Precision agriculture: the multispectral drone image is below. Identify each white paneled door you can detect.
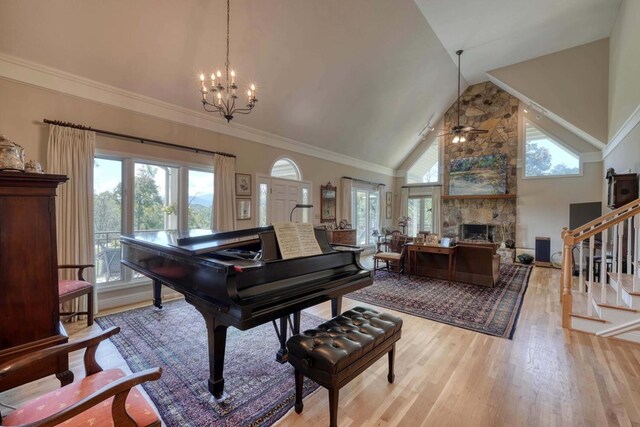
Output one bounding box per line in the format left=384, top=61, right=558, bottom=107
left=270, top=178, right=301, bottom=223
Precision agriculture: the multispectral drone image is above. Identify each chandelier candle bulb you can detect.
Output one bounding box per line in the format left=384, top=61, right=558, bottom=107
left=198, top=0, right=258, bottom=122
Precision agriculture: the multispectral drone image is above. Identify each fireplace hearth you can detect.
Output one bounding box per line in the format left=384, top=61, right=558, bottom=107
left=460, top=224, right=496, bottom=242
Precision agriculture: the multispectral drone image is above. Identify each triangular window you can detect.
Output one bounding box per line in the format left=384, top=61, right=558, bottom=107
left=407, top=138, right=439, bottom=183
left=524, top=121, right=580, bottom=177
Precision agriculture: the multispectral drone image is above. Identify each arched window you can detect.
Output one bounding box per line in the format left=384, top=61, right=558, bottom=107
left=270, top=158, right=301, bottom=181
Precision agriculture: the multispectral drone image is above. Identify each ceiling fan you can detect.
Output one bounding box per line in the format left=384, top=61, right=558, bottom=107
left=437, top=50, right=488, bottom=143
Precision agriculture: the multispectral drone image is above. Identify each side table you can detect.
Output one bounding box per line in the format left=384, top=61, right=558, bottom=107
left=497, top=248, right=515, bottom=264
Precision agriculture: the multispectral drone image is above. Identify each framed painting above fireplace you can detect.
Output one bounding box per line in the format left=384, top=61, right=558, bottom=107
left=449, top=154, right=507, bottom=196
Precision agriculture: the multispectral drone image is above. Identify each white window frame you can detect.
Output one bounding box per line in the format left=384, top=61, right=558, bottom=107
left=94, top=149, right=214, bottom=291
left=351, top=184, right=380, bottom=246
left=406, top=136, right=442, bottom=185
left=522, top=119, right=583, bottom=180
left=407, top=195, right=434, bottom=236
left=270, top=156, right=302, bottom=181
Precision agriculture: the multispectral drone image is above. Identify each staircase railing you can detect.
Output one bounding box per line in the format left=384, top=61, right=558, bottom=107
left=561, top=197, right=640, bottom=328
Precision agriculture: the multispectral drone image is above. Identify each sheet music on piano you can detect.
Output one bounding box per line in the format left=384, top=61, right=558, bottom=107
left=272, top=222, right=323, bottom=259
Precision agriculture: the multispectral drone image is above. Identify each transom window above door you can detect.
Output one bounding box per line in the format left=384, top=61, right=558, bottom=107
left=271, top=158, right=301, bottom=181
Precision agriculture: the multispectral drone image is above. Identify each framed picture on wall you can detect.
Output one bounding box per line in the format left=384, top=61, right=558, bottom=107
left=236, top=198, right=251, bottom=220
left=385, top=191, right=392, bottom=206
left=385, top=205, right=392, bottom=219
left=235, top=173, right=252, bottom=196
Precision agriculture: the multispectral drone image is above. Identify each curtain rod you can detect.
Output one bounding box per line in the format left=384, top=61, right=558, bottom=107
left=43, top=119, right=236, bottom=158
left=342, top=176, right=385, bottom=187
left=401, top=183, right=442, bottom=188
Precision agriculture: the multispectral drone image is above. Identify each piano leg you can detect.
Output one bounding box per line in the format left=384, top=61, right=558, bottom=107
left=292, top=310, right=301, bottom=334
left=152, top=279, right=163, bottom=309
left=331, top=296, right=343, bottom=317
left=275, top=316, right=289, bottom=363
left=193, top=305, right=229, bottom=402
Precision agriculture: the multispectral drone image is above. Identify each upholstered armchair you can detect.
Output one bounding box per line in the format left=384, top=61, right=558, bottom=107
left=0, top=326, right=162, bottom=427
left=373, top=231, right=408, bottom=278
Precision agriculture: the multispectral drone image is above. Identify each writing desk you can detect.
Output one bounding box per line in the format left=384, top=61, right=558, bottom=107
left=407, top=243, right=457, bottom=282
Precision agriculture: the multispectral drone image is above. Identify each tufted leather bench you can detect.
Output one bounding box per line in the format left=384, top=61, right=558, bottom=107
left=286, top=307, right=402, bottom=427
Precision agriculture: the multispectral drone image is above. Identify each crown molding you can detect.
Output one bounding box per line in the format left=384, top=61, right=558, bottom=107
left=487, top=74, right=606, bottom=151
left=603, top=103, right=640, bottom=159
left=0, top=52, right=395, bottom=177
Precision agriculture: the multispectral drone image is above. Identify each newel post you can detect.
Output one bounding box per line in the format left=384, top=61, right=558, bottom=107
left=561, top=227, right=574, bottom=329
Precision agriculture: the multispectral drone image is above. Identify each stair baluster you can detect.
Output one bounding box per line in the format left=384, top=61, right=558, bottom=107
left=588, top=235, right=594, bottom=316
left=579, top=241, right=584, bottom=293
left=601, top=228, right=608, bottom=304
left=627, top=218, right=633, bottom=274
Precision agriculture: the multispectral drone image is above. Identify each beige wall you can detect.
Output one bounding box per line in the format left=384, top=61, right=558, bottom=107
left=609, top=0, right=640, bottom=139
left=603, top=123, right=640, bottom=202
left=0, top=77, right=395, bottom=229
left=602, top=0, right=640, bottom=210
left=489, top=39, right=609, bottom=144
left=517, top=106, right=603, bottom=256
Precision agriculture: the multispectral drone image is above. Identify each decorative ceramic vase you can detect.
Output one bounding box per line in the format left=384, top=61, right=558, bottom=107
left=25, top=160, right=44, bottom=174
left=0, top=134, right=25, bottom=171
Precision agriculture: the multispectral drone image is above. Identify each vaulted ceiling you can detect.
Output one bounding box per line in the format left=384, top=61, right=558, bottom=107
left=0, top=0, right=623, bottom=172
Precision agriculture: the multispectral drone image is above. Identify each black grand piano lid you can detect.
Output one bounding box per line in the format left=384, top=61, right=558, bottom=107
left=121, top=228, right=268, bottom=256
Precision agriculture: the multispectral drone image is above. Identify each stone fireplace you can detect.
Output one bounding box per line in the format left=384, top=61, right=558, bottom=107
left=441, top=81, right=518, bottom=244
left=460, top=224, right=496, bottom=242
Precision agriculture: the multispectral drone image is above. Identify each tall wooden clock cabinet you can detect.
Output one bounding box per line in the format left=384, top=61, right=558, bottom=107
left=0, top=172, right=72, bottom=391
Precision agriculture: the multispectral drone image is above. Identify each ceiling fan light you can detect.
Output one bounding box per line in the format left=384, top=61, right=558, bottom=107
left=452, top=135, right=460, bottom=144
left=460, top=136, right=466, bottom=143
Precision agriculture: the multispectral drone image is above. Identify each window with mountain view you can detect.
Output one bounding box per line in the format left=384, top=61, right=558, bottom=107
left=93, top=157, right=214, bottom=285
left=188, top=169, right=214, bottom=229
left=524, top=121, right=580, bottom=177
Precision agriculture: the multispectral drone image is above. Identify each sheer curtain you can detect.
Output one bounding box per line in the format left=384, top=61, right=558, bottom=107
left=430, top=185, right=441, bottom=235
left=399, top=187, right=409, bottom=220
left=214, top=154, right=237, bottom=231
left=340, top=177, right=352, bottom=224
left=47, top=124, right=96, bottom=317
left=377, top=185, right=385, bottom=233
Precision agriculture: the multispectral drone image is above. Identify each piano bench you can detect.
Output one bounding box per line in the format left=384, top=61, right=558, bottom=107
left=286, top=307, right=402, bottom=427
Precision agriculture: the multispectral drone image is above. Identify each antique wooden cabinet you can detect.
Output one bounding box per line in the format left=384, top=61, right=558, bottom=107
left=326, top=229, right=357, bottom=245
left=0, top=172, right=71, bottom=391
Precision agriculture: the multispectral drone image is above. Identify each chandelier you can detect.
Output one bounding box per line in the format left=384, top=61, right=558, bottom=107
left=199, top=0, right=257, bottom=122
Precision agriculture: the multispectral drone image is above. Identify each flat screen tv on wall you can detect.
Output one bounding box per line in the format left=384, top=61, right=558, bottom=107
left=449, top=154, right=507, bottom=196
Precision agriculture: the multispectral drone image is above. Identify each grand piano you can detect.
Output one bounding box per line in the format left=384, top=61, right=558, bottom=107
left=120, top=226, right=372, bottom=401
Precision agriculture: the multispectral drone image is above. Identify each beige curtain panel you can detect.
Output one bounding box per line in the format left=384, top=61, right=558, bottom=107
left=214, top=154, right=237, bottom=231
left=340, top=177, right=352, bottom=223
left=47, top=124, right=96, bottom=318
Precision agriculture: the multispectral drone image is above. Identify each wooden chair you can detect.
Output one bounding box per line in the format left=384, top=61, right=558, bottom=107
left=58, top=264, right=94, bottom=326
left=373, top=231, right=408, bottom=278
left=0, top=327, right=162, bottom=427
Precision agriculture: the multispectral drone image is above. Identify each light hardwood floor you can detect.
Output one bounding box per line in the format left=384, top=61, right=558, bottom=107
left=2, top=266, right=640, bottom=426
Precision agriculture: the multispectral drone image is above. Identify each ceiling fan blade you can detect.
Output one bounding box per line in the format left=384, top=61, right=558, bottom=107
left=467, top=129, right=489, bottom=134
left=436, top=132, right=450, bottom=137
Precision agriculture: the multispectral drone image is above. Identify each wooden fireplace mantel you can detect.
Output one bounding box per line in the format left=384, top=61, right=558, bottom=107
left=442, top=194, right=517, bottom=201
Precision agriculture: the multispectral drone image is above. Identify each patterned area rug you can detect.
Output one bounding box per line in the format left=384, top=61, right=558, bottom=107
left=348, top=263, right=532, bottom=339
left=96, top=300, right=323, bottom=426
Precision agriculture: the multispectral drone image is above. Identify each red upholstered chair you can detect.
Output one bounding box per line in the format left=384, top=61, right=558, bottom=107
left=0, top=326, right=162, bottom=427
left=58, top=264, right=94, bottom=326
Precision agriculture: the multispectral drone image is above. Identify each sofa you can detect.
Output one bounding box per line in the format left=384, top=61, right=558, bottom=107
left=409, top=242, right=501, bottom=287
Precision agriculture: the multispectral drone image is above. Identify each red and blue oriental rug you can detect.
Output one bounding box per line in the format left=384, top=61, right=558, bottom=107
left=348, top=263, right=532, bottom=339
left=96, top=300, right=323, bottom=426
